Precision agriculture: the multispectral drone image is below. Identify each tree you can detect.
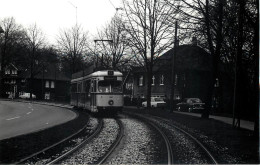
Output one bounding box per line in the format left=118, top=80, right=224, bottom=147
left=167, top=0, right=258, bottom=128
left=165, top=0, right=225, bottom=118
left=0, top=17, right=26, bottom=97
left=122, top=0, right=175, bottom=108
left=24, top=23, right=46, bottom=99
left=96, top=13, right=133, bottom=70
left=56, top=24, right=89, bottom=76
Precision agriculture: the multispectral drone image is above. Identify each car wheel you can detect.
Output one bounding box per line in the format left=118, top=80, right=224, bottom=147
left=151, top=105, right=154, bottom=108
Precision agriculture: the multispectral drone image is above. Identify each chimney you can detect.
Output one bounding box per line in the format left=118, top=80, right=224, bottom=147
left=191, top=37, right=197, bottom=46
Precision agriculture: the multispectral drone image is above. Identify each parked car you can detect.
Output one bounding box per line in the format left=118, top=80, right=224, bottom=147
left=176, top=98, right=204, bottom=112
left=142, top=97, right=166, bottom=108
left=19, top=93, right=36, bottom=99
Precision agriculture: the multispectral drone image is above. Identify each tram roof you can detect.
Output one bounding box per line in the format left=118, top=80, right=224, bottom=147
left=91, top=70, right=123, bottom=77
left=71, top=70, right=123, bottom=83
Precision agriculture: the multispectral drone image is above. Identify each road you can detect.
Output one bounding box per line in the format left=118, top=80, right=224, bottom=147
left=0, top=100, right=77, bottom=141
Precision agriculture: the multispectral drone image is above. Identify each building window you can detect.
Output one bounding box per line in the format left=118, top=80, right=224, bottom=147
left=160, top=75, right=164, bottom=85
left=5, top=69, right=10, bottom=75
left=12, top=70, right=17, bottom=75
left=139, top=75, right=143, bottom=86
left=11, top=79, right=16, bottom=84
left=152, top=75, right=155, bottom=86
left=51, top=81, right=55, bottom=88
left=45, top=81, right=49, bottom=88
left=45, top=92, right=50, bottom=100
left=215, top=78, right=219, bottom=87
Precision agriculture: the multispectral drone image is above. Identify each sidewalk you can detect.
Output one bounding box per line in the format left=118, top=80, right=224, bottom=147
left=173, top=111, right=254, bottom=131
left=125, top=106, right=255, bottom=131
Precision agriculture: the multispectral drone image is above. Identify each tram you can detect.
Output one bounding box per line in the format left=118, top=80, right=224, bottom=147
left=70, top=70, right=124, bottom=114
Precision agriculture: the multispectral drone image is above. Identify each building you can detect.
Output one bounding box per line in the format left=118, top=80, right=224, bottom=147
left=2, top=63, right=19, bottom=98
left=2, top=63, right=70, bottom=102
left=131, top=44, right=213, bottom=103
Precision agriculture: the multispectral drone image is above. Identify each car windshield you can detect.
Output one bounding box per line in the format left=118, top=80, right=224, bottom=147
left=98, top=80, right=122, bottom=93
left=154, top=98, right=164, bottom=101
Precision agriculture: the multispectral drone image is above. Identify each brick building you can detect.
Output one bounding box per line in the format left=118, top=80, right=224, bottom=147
left=131, top=44, right=213, bottom=103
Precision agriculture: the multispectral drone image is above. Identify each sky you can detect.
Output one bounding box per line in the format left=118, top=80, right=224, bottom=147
left=0, top=0, right=122, bottom=44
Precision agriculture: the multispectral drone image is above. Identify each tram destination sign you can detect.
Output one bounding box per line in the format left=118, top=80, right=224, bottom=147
left=104, top=76, right=117, bottom=81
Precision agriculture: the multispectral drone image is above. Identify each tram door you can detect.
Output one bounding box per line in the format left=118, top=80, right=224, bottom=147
left=90, top=79, right=97, bottom=112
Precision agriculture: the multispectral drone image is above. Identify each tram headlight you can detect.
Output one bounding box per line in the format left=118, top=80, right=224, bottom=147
left=108, top=100, right=114, bottom=105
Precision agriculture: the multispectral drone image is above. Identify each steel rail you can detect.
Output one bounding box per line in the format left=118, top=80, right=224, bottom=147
left=122, top=112, right=174, bottom=165
left=47, top=118, right=104, bottom=165
left=145, top=119, right=174, bottom=165
left=15, top=113, right=87, bottom=164
left=151, top=115, right=218, bottom=164
left=96, top=118, right=124, bottom=165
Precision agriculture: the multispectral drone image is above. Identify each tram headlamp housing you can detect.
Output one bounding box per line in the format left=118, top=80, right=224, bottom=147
left=108, top=100, right=114, bottom=105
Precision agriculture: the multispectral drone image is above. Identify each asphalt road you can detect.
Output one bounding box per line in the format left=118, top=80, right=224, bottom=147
left=0, top=100, right=77, bottom=140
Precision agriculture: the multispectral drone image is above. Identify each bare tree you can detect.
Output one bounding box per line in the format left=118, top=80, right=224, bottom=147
left=96, top=14, right=133, bottom=70
left=122, top=0, right=175, bottom=108
left=167, top=0, right=258, bottom=130
left=24, top=23, right=46, bottom=99
left=0, top=17, right=26, bottom=97
left=166, top=0, right=225, bottom=118
left=56, top=24, right=89, bottom=76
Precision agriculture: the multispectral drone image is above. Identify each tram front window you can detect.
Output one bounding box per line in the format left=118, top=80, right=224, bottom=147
left=98, top=81, right=122, bottom=93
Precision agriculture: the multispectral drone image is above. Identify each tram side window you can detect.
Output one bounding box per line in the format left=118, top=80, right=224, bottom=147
left=71, top=83, right=77, bottom=93
left=77, top=82, right=82, bottom=93
left=82, top=81, right=86, bottom=93
left=85, top=80, right=90, bottom=93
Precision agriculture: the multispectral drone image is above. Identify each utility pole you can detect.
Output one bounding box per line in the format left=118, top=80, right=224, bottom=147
left=0, top=26, right=4, bottom=98
left=94, top=39, right=113, bottom=70
left=68, top=1, right=78, bottom=25
left=170, top=21, right=178, bottom=112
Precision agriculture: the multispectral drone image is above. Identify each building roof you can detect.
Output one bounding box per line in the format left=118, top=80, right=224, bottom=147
left=132, top=44, right=212, bottom=73
left=20, top=65, right=70, bottom=81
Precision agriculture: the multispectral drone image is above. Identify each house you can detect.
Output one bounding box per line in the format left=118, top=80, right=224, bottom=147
left=131, top=43, right=214, bottom=103
left=20, top=64, right=70, bottom=101
left=1, top=63, right=19, bottom=98
left=2, top=63, right=70, bottom=102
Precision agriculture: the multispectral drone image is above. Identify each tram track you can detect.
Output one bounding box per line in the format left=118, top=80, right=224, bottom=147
left=15, top=115, right=101, bottom=164
left=151, top=115, right=218, bottom=164
left=47, top=117, right=103, bottom=164
left=108, top=113, right=173, bottom=164
left=143, top=118, right=174, bottom=165
left=123, top=111, right=218, bottom=164
left=57, top=117, right=124, bottom=164
left=96, top=118, right=124, bottom=165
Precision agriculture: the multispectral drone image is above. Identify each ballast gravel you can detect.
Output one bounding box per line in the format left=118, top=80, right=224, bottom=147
left=147, top=117, right=212, bottom=164
left=107, top=118, right=164, bottom=164
left=26, top=117, right=99, bottom=164
left=61, top=118, right=119, bottom=164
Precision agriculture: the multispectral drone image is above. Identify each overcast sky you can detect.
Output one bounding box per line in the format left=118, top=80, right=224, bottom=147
left=0, top=0, right=122, bottom=44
